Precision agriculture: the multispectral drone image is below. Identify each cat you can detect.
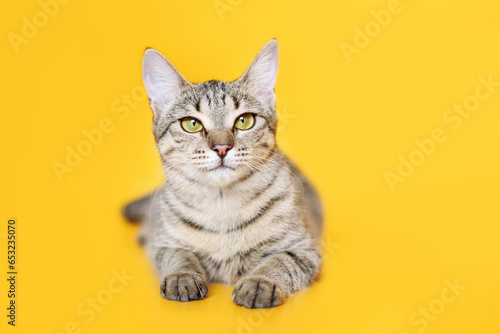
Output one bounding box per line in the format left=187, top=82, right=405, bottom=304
left=123, top=39, right=323, bottom=308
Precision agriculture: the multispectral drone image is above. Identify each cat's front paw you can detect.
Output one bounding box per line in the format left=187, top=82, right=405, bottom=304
left=160, top=271, right=208, bottom=302
left=232, top=275, right=286, bottom=308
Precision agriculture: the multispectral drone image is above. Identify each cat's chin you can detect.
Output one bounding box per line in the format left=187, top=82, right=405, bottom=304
left=203, top=165, right=241, bottom=186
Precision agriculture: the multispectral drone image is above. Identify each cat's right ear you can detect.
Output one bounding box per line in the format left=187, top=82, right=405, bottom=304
left=142, top=49, right=189, bottom=115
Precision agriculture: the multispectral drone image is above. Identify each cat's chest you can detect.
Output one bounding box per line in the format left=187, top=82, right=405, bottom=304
left=162, top=224, right=265, bottom=284
left=158, top=182, right=289, bottom=284
left=159, top=196, right=279, bottom=264
left=166, top=187, right=255, bottom=230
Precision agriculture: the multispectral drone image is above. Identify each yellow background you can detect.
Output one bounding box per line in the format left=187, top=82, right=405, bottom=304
left=1, top=0, right=499, bottom=333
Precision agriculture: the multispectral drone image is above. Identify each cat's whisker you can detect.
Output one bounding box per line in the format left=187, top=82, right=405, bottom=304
left=253, top=155, right=304, bottom=194
left=244, top=160, right=276, bottom=184
left=122, top=167, right=166, bottom=212
left=146, top=157, right=194, bottom=222
left=146, top=178, right=168, bottom=236
left=251, top=152, right=305, bottom=195
left=243, top=156, right=279, bottom=184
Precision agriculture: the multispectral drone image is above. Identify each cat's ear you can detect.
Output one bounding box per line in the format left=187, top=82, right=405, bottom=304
left=236, top=39, right=279, bottom=107
left=142, top=48, right=189, bottom=114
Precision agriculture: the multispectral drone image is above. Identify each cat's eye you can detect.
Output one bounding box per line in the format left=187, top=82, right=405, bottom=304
left=181, top=117, right=203, bottom=133
left=234, top=114, right=255, bottom=130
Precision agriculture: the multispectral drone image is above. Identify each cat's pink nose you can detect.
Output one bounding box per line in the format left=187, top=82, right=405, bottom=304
left=212, top=144, right=232, bottom=158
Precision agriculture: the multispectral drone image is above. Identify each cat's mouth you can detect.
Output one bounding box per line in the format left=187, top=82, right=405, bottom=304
left=208, top=161, right=235, bottom=172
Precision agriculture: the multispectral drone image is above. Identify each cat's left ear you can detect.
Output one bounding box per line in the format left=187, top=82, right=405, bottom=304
left=236, top=39, right=279, bottom=107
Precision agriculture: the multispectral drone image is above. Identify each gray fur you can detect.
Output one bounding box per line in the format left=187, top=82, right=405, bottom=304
left=124, top=39, right=323, bottom=308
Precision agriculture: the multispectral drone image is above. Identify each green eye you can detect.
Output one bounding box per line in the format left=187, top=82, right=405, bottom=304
left=181, top=117, right=203, bottom=133
left=234, top=114, right=255, bottom=130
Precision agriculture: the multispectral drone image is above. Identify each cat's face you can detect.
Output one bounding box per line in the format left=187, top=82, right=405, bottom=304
left=142, top=40, right=280, bottom=186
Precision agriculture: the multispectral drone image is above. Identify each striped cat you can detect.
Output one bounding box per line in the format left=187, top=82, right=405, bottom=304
left=123, top=39, right=323, bottom=308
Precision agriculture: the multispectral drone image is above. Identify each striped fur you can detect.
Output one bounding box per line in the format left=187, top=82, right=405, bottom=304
left=124, top=39, right=323, bottom=308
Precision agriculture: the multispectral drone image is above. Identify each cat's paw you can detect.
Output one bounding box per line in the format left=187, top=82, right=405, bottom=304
left=232, top=275, right=286, bottom=308
left=160, top=271, right=208, bottom=302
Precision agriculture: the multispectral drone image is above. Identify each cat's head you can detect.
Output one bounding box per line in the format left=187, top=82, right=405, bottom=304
left=142, top=39, right=280, bottom=186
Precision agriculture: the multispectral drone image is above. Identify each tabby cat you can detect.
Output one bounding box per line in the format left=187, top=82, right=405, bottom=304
left=123, top=39, right=323, bottom=308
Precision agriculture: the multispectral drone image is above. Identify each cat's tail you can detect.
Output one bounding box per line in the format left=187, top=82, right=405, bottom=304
left=122, top=194, right=153, bottom=223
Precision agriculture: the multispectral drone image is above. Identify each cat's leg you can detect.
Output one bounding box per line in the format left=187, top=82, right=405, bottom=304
left=232, top=248, right=321, bottom=308
left=154, top=247, right=209, bottom=302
